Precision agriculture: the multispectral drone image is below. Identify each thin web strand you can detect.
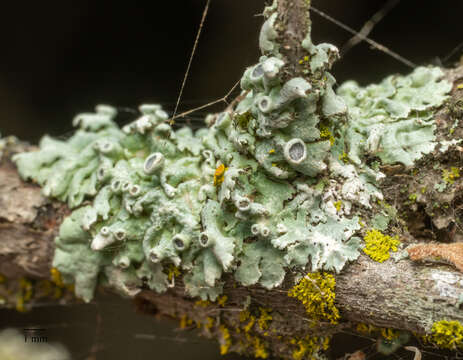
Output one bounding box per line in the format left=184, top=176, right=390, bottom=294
left=170, top=79, right=241, bottom=122
left=311, top=6, right=416, bottom=69
left=342, top=0, right=401, bottom=56
left=443, top=40, right=463, bottom=64
left=171, top=0, right=211, bottom=124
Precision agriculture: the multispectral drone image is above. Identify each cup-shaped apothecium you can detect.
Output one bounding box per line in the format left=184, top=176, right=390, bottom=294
left=144, top=152, right=165, bottom=175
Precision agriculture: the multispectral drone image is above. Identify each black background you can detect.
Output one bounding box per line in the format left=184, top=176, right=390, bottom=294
left=0, top=0, right=462, bottom=359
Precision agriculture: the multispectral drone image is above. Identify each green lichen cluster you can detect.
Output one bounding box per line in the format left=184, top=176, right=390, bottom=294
left=13, top=1, right=382, bottom=303
left=5, top=1, right=458, bottom=358
left=442, top=166, right=460, bottom=184
left=338, top=67, right=453, bottom=167
left=287, top=272, right=340, bottom=325
left=363, top=229, right=400, bottom=262
left=11, top=0, right=452, bottom=321
left=425, top=320, right=463, bottom=350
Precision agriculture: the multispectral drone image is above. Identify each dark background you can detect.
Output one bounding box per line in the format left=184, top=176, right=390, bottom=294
left=0, top=0, right=462, bottom=359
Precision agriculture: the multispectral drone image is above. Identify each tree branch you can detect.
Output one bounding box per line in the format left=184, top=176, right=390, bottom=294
left=1, top=0, right=463, bottom=358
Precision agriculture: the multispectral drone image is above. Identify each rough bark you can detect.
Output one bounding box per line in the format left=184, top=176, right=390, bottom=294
left=0, top=67, right=462, bottom=354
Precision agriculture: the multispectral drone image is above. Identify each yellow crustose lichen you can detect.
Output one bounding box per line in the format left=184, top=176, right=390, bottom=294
left=217, top=295, right=228, bottom=307
left=219, top=325, right=232, bottom=355
left=287, top=272, right=340, bottom=325
left=179, top=314, right=193, bottom=329
left=319, top=126, right=335, bottom=145
left=236, top=308, right=271, bottom=358
left=425, top=320, right=463, bottom=350
left=290, top=335, right=330, bottom=360
left=363, top=229, right=400, bottom=263
left=257, top=307, right=272, bottom=331
left=251, top=335, right=268, bottom=359
left=166, top=264, right=181, bottom=281
left=16, top=278, right=33, bottom=312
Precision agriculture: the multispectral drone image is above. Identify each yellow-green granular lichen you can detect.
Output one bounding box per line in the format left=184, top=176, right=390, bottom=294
left=15, top=278, right=33, bottom=312
left=219, top=325, right=232, bottom=355
left=244, top=315, right=257, bottom=333
left=50, top=267, right=74, bottom=298
left=217, top=295, right=228, bottom=307
left=287, top=272, right=340, bottom=325
left=50, top=267, right=64, bottom=287
left=298, top=55, right=310, bottom=65
left=442, top=167, right=460, bottom=185
left=356, top=322, right=377, bottom=335
left=179, top=314, right=194, bottom=329
left=363, top=229, right=400, bottom=263
left=319, top=126, right=335, bottom=145
left=194, top=299, right=211, bottom=308
left=166, top=264, right=181, bottom=281
left=257, top=307, right=272, bottom=331
left=290, top=335, right=330, bottom=360
left=244, top=333, right=269, bottom=359
left=204, top=316, right=215, bottom=330
left=380, top=328, right=401, bottom=341
left=425, top=320, right=463, bottom=350
left=338, top=151, right=349, bottom=164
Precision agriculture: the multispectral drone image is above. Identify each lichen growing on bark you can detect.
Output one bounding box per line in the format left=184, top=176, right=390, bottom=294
left=9, top=3, right=459, bottom=359
left=287, top=272, right=340, bottom=325
left=425, top=320, right=463, bottom=350
left=11, top=0, right=399, bottom=303
left=5, top=0, right=460, bottom=359
left=362, top=229, right=400, bottom=263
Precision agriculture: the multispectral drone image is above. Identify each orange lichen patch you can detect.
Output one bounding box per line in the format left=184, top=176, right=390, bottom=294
left=213, top=164, right=228, bottom=186
left=407, top=243, right=463, bottom=272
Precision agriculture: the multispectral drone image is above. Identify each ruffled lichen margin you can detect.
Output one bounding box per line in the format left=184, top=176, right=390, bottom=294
left=10, top=0, right=463, bottom=358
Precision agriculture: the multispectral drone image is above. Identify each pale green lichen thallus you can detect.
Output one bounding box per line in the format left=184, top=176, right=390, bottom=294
left=13, top=1, right=452, bottom=303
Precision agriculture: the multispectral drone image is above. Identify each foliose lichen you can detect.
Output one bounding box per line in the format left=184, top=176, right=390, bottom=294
left=338, top=67, right=453, bottom=167
left=13, top=1, right=382, bottom=303
left=12, top=0, right=451, bottom=311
